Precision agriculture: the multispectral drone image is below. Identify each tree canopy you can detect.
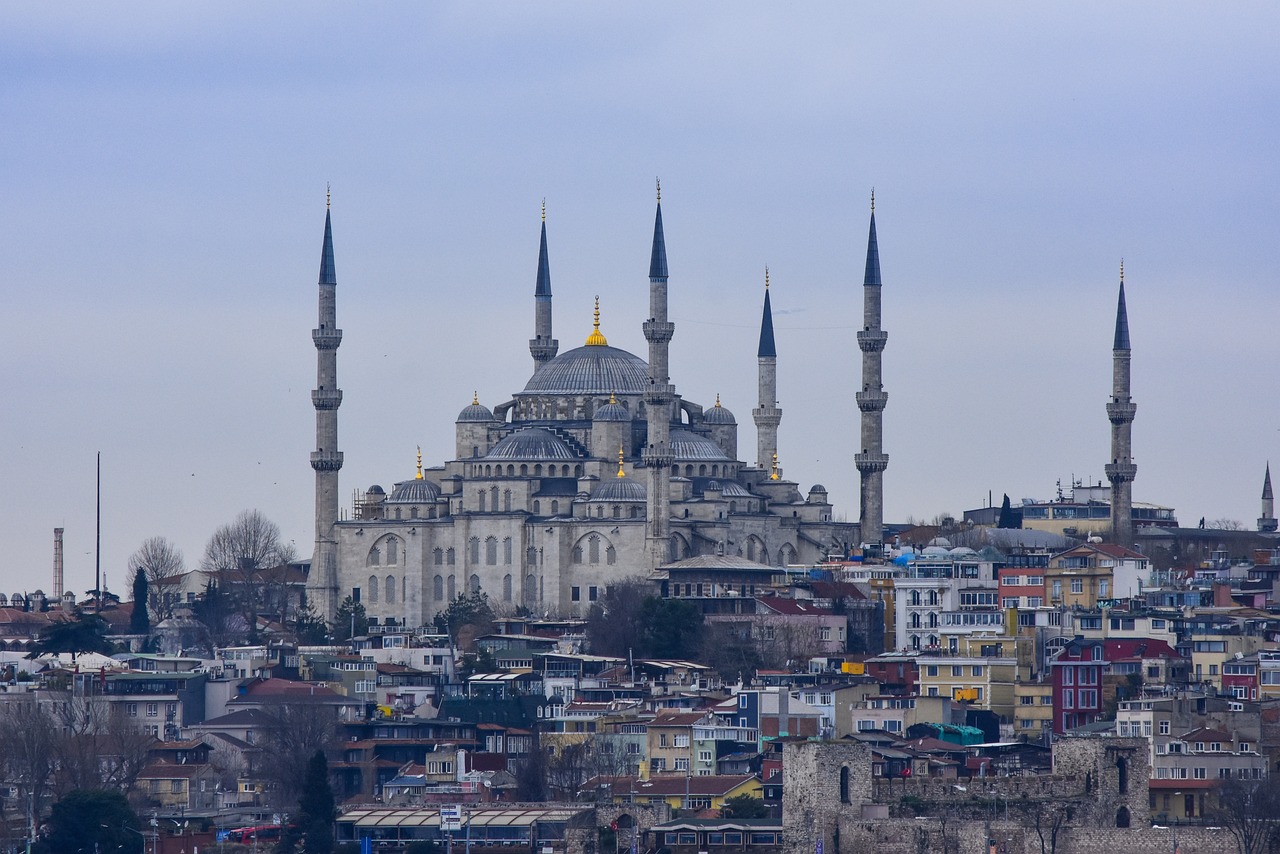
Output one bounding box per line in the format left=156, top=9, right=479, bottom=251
left=129, top=568, right=150, bottom=634
left=28, top=615, right=113, bottom=661
left=333, top=596, right=367, bottom=642
left=202, top=509, right=295, bottom=573
left=38, top=789, right=143, bottom=854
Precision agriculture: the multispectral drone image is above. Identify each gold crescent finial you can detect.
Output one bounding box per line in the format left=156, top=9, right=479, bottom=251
left=617, top=446, right=626, bottom=478
left=542, top=198, right=546, bottom=223
left=656, top=177, right=661, bottom=203
left=473, top=390, right=479, bottom=406
left=870, top=187, right=875, bottom=213
left=585, top=296, right=608, bottom=346
left=609, top=391, right=617, bottom=405
left=770, top=451, right=780, bottom=481
left=415, top=445, right=423, bottom=480
left=326, top=183, right=331, bottom=209
left=1120, top=258, right=1125, bottom=283
left=715, top=393, right=722, bottom=408
left=765, top=265, right=770, bottom=290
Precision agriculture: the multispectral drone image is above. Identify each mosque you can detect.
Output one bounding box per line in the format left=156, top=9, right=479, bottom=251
left=304, top=189, right=876, bottom=628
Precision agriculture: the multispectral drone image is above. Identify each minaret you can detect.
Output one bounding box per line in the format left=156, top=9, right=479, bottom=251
left=53, top=527, right=65, bottom=603
left=1105, top=262, right=1137, bottom=546
left=529, top=200, right=559, bottom=370
left=1259, top=464, right=1277, bottom=532
left=308, top=191, right=344, bottom=621
left=854, top=192, right=888, bottom=551
left=642, top=181, right=675, bottom=568
left=752, top=268, right=782, bottom=469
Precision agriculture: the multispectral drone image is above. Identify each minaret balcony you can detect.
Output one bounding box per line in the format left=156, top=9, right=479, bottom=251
left=642, top=320, right=675, bottom=344
left=857, top=329, right=888, bottom=352
left=854, top=452, right=889, bottom=473
left=752, top=407, right=782, bottom=426
left=1104, top=462, right=1137, bottom=483
left=643, top=384, right=674, bottom=406
left=1107, top=401, right=1137, bottom=424
left=312, top=388, right=344, bottom=410
left=313, top=328, right=344, bottom=350
left=856, top=390, right=888, bottom=412
left=310, top=450, right=345, bottom=472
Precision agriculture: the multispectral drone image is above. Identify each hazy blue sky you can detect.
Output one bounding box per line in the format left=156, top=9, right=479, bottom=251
left=3, top=3, right=1278, bottom=597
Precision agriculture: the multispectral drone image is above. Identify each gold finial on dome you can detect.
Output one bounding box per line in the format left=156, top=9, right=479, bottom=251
left=609, top=391, right=617, bottom=404
left=473, top=391, right=479, bottom=405
left=617, top=446, right=626, bottom=478
left=715, top=393, right=722, bottom=408
left=770, top=451, right=780, bottom=481
left=585, top=295, right=608, bottom=346
left=415, top=445, right=423, bottom=480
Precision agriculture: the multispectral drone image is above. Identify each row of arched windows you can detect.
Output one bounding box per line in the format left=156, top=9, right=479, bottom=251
left=669, top=463, right=735, bottom=478
left=366, top=537, right=399, bottom=566
left=469, top=463, right=584, bottom=478
left=588, top=504, right=642, bottom=519
left=366, top=574, right=403, bottom=605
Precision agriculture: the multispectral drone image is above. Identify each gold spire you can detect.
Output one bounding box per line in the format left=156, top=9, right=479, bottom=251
left=585, top=295, right=608, bottom=346
left=609, top=391, right=617, bottom=404
left=617, top=446, right=626, bottom=478
left=472, top=390, right=479, bottom=406
left=415, top=446, right=423, bottom=480
left=870, top=187, right=875, bottom=213
left=715, top=393, right=722, bottom=408
left=656, top=177, right=661, bottom=203
left=541, top=198, right=546, bottom=223
left=765, top=266, right=770, bottom=290
left=326, top=183, right=331, bottom=209
left=1120, top=258, right=1125, bottom=283
left=770, top=451, right=780, bottom=481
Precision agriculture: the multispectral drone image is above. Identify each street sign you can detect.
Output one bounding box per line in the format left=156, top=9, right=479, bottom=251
left=441, top=805, right=464, bottom=832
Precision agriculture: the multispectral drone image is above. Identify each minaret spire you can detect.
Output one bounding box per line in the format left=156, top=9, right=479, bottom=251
left=753, top=267, right=782, bottom=469
left=307, top=196, right=345, bottom=621
left=1105, top=262, right=1137, bottom=546
left=1260, top=463, right=1276, bottom=532
left=529, top=201, right=559, bottom=369
left=642, top=180, right=675, bottom=568
left=855, top=191, right=889, bottom=553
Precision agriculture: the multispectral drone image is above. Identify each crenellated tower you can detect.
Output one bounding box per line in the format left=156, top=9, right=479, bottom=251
left=753, top=268, right=782, bottom=470
left=1260, top=463, right=1276, bottom=532
left=854, top=193, right=888, bottom=551
left=308, top=194, right=344, bottom=621
left=642, top=182, right=675, bottom=567
left=1105, top=262, right=1137, bottom=546
left=529, top=200, right=559, bottom=370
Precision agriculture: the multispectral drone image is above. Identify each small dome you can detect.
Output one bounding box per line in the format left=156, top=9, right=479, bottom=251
left=592, top=478, right=647, bottom=502
left=810, top=484, right=827, bottom=493
left=671, top=429, right=730, bottom=461
left=719, top=481, right=752, bottom=498
left=593, top=400, right=631, bottom=423
left=487, top=428, right=582, bottom=461
left=921, top=546, right=950, bottom=557
left=457, top=395, right=495, bottom=423
left=926, top=536, right=953, bottom=549
left=388, top=479, right=441, bottom=503
left=705, top=480, right=721, bottom=491
left=367, top=484, right=385, bottom=495
left=949, top=546, right=978, bottom=557
left=703, top=396, right=736, bottom=425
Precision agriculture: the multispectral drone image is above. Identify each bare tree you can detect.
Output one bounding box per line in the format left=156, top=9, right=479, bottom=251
left=44, top=694, right=155, bottom=798
left=129, top=536, right=186, bottom=621
left=1031, top=802, right=1069, bottom=854
left=1208, top=519, right=1246, bottom=531
left=1211, top=776, right=1280, bottom=854
left=256, top=701, right=341, bottom=809
left=0, top=700, right=58, bottom=837
left=202, top=509, right=295, bottom=574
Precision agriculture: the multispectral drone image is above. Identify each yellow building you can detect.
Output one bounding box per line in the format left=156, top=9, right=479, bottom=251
left=588, top=773, right=762, bottom=812
left=1011, top=681, right=1054, bottom=740
left=916, top=656, right=1023, bottom=722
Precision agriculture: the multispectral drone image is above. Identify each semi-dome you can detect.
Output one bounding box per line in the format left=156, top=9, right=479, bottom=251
left=592, top=477, right=646, bottom=502
left=457, top=394, right=495, bottom=423
left=719, top=481, right=752, bottom=497
left=366, top=484, right=385, bottom=495
left=521, top=345, right=649, bottom=395
left=703, top=396, right=736, bottom=424
left=671, top=429, right=730, bottom=461
left=486, top=427, right=582, bottom=460
left=388, top=479, right=441, bottom=503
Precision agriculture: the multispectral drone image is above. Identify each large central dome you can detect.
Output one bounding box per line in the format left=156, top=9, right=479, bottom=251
left=521, top=344, right=649, bottom=395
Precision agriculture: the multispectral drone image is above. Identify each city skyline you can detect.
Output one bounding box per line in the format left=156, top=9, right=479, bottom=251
left=3, top=4, right=1278, bottom=596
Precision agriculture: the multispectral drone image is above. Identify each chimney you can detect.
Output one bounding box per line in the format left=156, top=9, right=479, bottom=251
left=53, top=528, right=65, bottom=604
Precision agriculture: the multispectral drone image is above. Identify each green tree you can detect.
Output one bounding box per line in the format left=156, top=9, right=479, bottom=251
left=38, top=789, right=142, bottom=854
left=997, top=494, right=1020, bottom=529
left=192, top=580, right=245, bottom=647
left=129, top=568, right=150, bottom=634
left=334, top=597, right=367, bottom=642
left=720, top=794, right=768, bottom=819
left=585, top=579, right=653, bottom=657
left=297, top=751, right=336, bottom=854
left=293, top=602, right=330, bottom=645
left=28, top=615, right=112, bottom=661
left=641, top=597, right=703, bottom=659
left=434, top=591, right=494, bottom=646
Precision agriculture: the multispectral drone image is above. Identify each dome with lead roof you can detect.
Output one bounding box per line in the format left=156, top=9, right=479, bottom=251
left=703, top=396, right=736, bottom=425
left=592, top=477, right=647, bottom=502
left=521, top=345, right=650, bottom=395
left=388, top=479, right=441, bottom=503
left=486, top=427, right=582, bottom=460
left=457, top=394, right=495, bottom=423
left=671, top=429, right=730, bottom=461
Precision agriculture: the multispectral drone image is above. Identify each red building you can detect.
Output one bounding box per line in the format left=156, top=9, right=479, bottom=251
left=1050, top=638, right=1107, bottom=734
left=996, top=567, right=1046, bottom=610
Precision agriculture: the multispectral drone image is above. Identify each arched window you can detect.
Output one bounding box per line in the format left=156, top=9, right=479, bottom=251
left=909, top=590, right=921, bottom=607
left=524, top=575, right=537, bottom=601
left=507, top=465, right=514, bottom=476
left=910, top=613, right=921, bottom=629
left=386, top=538, right=397, bottom=565
left=779, top=544, right=796, bottom=565
left=520, top=464, right=528, bottom=476
left=1115, top=807, right=1130, bottom=828
left=630, top=506, right=640, bottom=519
left=447, top=575, right=456, bottom=600
left=548, top=465, right=557, bottom=477
left=433, top=548, right=443, bottom=566
left=572, top=546, right=583, bottom=564
left=612, top=505, right=621, bottom=519
left=699, top=464, right=707, bottom=477
left=446, top=548, right=456, bottom=566
left=503, top=537, right=513, bottom=565
left=606, top=546, right=617, bottom=565
left=394, top=508, right=402, bottom=520
left=485, top=537, right=498, bottom=565
left=533, top=500, right=541, bottom=514
left=839, top=767, right=850, bottom=804
left=596, top=506, right=604, bottom=518
left=385, top=575, right=396, bottom=604
left=928, top=590, right=939, bottom=606
left=1117, top=757, right=1129, bottom=794
left=911, top=635, right=921, bottom=650
left=534, top=464, right=543, bottom=476
left=469, top=537, right=480, bottom=564
left=589, top=535, right=601, bottom=564
left=484, top=465, right=491, bottom=476
left=490, top=486, right=499, bottom=509
left=478, top=491, right=486, bottom=512
left=410, top=507, right=418, bottom=519
left=502, top=574, right=513, bottom=602
left=927, top=635, right=938, bottom=647
left=928, top=612, right=938, bottom=628
left=433, top=575, right=444, bottom=600
left=551, top=500, right=559, bottom=514
left=746, top=540, right=756, bottom=562
left=368, top=575, right=380, bottom=604
left=469, top=574, right=480, bottom=594
left=526, top=547, right=537, bottom=566
left=367, top=547, right=381, bottom=567
left=685, top=465, right=693, bottom=477
left=504, top=490, right=512, bottom=512
left=575, top=465, right=583, bottom=477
